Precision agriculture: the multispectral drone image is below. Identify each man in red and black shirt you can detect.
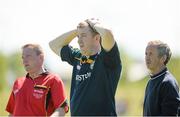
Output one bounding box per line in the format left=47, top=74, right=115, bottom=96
left=6, top=44, right=68, bottom=116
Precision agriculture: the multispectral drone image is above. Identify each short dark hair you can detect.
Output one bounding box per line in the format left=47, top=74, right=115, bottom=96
left=148, top=40, right=172, bottom=65
left=22, top=43, right=44, bottom=56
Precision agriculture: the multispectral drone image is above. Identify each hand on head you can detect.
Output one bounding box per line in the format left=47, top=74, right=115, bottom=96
left=85, top=18, right=100, bottom=30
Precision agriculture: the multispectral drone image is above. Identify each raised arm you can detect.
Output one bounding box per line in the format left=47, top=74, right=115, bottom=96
left=85, top=18, right=115, bottom=52
left=49, top=29, right=78, bottom=56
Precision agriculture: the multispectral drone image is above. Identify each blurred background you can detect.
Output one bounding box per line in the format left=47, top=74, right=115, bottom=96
left=0, top=0, right=180, bottom=116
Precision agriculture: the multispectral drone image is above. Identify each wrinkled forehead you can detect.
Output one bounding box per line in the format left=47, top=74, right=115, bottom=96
left=146, top=44, right=158, bottom=53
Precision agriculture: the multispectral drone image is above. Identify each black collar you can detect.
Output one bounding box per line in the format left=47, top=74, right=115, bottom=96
left=150, top=67, right=167, bottom=79
left=26, top=69, right=49, bottom=79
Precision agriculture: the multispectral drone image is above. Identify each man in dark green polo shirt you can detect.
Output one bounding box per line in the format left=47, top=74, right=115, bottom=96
left=49, top=18, right=122, bottom=116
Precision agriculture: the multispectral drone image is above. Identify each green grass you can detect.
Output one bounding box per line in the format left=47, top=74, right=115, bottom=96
left=115, top=78, right=148, bottom=116
left=0, top=88, right=10, bottom=115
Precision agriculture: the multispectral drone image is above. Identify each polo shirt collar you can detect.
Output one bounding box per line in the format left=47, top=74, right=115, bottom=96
left=150, top=67, right=167, bottom=80
left=26, top=69, right=49, bottom=79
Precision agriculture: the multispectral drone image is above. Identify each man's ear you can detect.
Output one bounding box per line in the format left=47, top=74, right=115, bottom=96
left=95, top=34, right=101, bottom=41
left=161, top=55, right=167, bottom=64
left=39, top=54, right=44, bottom=61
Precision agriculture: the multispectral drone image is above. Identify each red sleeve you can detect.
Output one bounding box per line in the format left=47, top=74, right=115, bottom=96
left=6, top=78, right=25, bottom=115
left=6, top=91, right=15, bottom=114
left=50, top=75, right=67, bottom=109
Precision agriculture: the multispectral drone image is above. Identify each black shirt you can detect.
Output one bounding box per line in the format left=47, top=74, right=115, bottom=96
left=61, top=43, right=122, bottom=116
left=143, top=68, right=180, bottom=116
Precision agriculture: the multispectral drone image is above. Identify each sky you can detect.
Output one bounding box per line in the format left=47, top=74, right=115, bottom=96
left=0, top=0, right=180, bottom=77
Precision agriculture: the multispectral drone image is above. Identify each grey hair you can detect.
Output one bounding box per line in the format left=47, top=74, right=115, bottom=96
left=148, top=40, right=172, bottom=65
left=22, top=43, right=44, bottom=56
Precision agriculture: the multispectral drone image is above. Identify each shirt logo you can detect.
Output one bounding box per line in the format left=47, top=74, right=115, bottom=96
left=33, top=89, right=44, bottom=99
left=33, top=85, right=47, bottom=99
left=34, top=89, right=44, bottom=94
left=76, top=72, right=91, bottom=82
left=33, top=93, right=43, bottom=99
left=77, top=65, right=81, bottom=70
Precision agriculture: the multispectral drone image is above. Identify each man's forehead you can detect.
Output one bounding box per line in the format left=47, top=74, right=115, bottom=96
left=147, top=44, right=158, bottom=48
left=22, top=48, right=36, bottom=54
left=77, top=26, right=91, bottom=34
left=77, top=21, right=93, bottom=35
left=23, top=47, right=34, bottom=51
left=146, top=45, right=158, bottom=52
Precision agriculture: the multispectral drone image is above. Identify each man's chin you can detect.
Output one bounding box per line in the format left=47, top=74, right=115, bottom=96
left=147, top=67, right=154, bottom=72
left=24, top=68, right=31, bottom=73
left=80, top=50, right=86, bottom=55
